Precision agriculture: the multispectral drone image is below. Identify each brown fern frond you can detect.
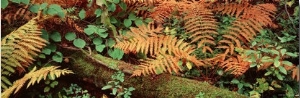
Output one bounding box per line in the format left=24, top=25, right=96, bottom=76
left=1, top=66, right=73, bottom=98
left=211, top=3, right=277, bottom=27
left=132, top=50, right=204, bottom=76
left=291, top=67, right=299, bottom=81
left=115, top=23, right=204, bottom=76
left=2, top=5, right=35, bottom=24
left=184, top=7, right=218, bottom=49
left=132, top=54, right=182, bottom=76
left=1, top=17, right=48, bottom=90
left=65, top=17, right=84, bottom=33
left=219, top=55, right=250, bottom=76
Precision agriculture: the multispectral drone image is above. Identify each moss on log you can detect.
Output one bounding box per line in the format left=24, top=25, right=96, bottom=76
left=69, top=50, right=247, bottom=98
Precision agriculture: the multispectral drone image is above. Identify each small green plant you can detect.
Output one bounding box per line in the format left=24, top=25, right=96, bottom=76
left=102, top=71, right=135, bottom=98
left=56, top=83, right=94, bottom=98
left=195, top=92, right=205, bottom=98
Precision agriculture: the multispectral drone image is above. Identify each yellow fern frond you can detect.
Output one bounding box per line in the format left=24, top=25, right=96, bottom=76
left=1, top=66, right=73, bottom=98
left=116, top=23, right=204, bottom=76
left=1, top=17, right=48, bottom=90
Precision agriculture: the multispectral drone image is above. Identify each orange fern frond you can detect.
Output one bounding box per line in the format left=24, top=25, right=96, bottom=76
left=184, top=7, right=218, bottom=49
left=2, top=5, right=34, bottom=24
left=115, top=23, right=204, bottom=76
left=219, top=55, right=250, bottom=76
left=211, top=3, right=277, bottom=27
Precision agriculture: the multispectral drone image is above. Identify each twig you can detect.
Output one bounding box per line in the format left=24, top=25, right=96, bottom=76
left=284, top=0, right=297, bottom=30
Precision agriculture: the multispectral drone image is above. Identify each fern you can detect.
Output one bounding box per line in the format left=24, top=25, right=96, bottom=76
left=2, top=5, right=34, bottom=24
left=183, top=4, right=218, bottom=53
left=115, top=23, right=204, bottom=76
left=1, top=66, right=73, bottom=98
left=1, top=17, right=48, bottom=90
left=219, top=55, right=250, bottom=76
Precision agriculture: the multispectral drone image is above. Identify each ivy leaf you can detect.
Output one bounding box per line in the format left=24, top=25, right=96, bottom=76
left=29, top=4, right=40, bottom=13
left=274, top=56, right=280, bottom=67
left=231, top=79, right=240, bottom=84
left=42, top=48, right=52, bottom=55
left=39, top=54, right=46, bottom=59
left=112, top=88, right=117, bottom=95
left=278, top=66, right=287, bottom=75
left=47, top=4, right=65, bottom=18
left=94, top=9, right=102, bottom=17
left=101, top=85, right=112, bottom=90
left=41, top=29, right=49, bottom=41
left=1, top=0, right=9, bottom=9
left=119, top=2, right=127, bottom=10
left=93, top=38, right=103, bottom=45
left=276, top=73, right=283, bottom=80
left=128, top=13, right=136, bottom=20
left=79, top=9, right=86, bottom=20
left=286, top=52, right=298, bottom=57
left=96, top=44, right=105, bottom=52
left=280, top=49, right=286, bottom=56
left=134, top=19, right=144, bottom=26
left=50, top=32, right=61, bottom=42
left=96, top=29, right=108, bottom=38
left=110, top=17, right=118, bottom=24
left=108, top=48, right=124, bottom=60
left=264, top=71, right=272, bottom=76
left=112, top=0, right=120, bottom=4
left=40, top=3, right=48, bottom=9
left=282, top=61, right=293, bottom=66
left=47, top=44, right=57, bottom=52
left=50, top=81, right=58, bottom=88
left=73, top=39, right=86, bottom=48
left=65, top=32, right=76, bottom=41
left=10, top=0, right=21, bottom=3
left=108, top=3, right=116, bottom=12
left=52, top=52, right=63, bottom=63
left=21, top=0, right=30, bottom=4
left=44, top=86, right=50, bottom=92
left=84, top=25, right=96, bottom=35
left=124, top=19, right=132, bottom=27
left=107, top=38, right=116, bottom=48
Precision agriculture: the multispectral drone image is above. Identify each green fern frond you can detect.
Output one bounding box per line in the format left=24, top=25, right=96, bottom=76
left=1, top=66, right=73, bottom=98
left=1, top=17, right=48, bottom=90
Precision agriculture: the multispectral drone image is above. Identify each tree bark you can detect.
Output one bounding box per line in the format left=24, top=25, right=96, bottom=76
left=68, top=50, right=247, bottom=98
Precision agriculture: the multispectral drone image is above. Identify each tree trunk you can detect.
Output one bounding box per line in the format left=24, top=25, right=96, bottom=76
left=68, top=50, right=247, bottom=98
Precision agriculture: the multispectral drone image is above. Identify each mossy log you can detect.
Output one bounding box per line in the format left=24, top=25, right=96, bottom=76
left=68, top=50, right=247, bottom=98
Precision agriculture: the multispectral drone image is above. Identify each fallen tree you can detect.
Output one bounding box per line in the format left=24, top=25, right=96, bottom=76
left=68, top=49, right=247, bottom=98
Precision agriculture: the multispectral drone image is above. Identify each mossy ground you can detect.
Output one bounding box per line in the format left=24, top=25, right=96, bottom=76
left=69, top=51, right=247, bottom=98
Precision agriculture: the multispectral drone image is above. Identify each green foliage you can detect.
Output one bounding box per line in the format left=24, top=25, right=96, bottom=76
left=195, top=92, right=205, bottom=98
left=108, top=48, right=124, bottom=60
left=52, top=52, right=63, bottom=63
left=1, top=0, right=9, bottom=9
left=50, top=32, right=62, bottom=42
left=59, top=84, right=94, bottom=98
left=73, top=39, right=86, bottom=49
left=46, top=4, right=65, bottom=18
left=79, top=9, right=86, bottom=20
left=84, top=25, right=108, bottom=38
left=102, top=71, right=135, bottom=98
left=65, top=32, right=76, bottom=41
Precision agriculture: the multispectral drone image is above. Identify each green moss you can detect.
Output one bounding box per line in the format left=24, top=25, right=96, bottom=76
left=70, top=51, right=247, bottom=98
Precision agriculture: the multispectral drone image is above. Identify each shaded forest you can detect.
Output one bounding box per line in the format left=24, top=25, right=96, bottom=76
left=1, top=0, right=299, bottom=98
